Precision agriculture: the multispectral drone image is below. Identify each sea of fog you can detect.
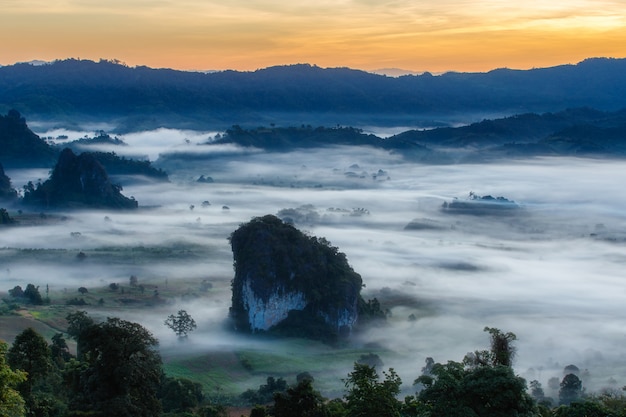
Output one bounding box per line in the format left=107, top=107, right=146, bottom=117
left=3, top=127, right=626, bottom=396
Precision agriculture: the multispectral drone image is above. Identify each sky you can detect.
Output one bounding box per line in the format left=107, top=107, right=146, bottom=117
left=1, top=1, right=626, bottom=73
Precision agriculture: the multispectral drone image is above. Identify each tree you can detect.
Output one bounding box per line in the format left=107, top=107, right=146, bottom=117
left=559, top=374, right=582, bottom=405
left=7, top=286, right=22, bottom=298
left=66, top=315, right=162, bottom=417
left=273, top=379, right=329, bottom=417
left=159, top=376, right=204, bottom=413
left=343, top=363, right=402, bottom=417
left=23, top=284, right=43, bottom=305
left=416, top=360, right=536, bottom=417
left=164, top=310, right=197, bottom=338
left=460, top=365, right=535, bottom=417
left=7, top=328, right=51, bottom=402
left=466, top=327, right=517, bottom=368
left=241, top=376, right=288, bottom=405
left=66, top=310, right=94, bottom=360
left=49, top=333, right=72, bottom=369
left=553, top=400, right=609, bottom=417
left=415, top=361, right=473, bottom=417
left=0, top=341, right=26, bottom=417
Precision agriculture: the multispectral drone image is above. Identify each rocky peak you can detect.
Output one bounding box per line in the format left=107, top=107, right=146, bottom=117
left=229, top=215, right=363, bottom=340
left=23, top=148, right=138, bottom=209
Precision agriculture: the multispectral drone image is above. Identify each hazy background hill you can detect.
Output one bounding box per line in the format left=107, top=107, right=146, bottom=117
left=1, top=58, right=626, bottom=131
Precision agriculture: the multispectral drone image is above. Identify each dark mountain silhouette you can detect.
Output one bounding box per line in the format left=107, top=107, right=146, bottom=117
left=386, top=107, right=626, bottom=161
left=0, top=109, right=57, bottom=167
left=1, top=58, right=626, bottom=130
left=229, top=215, right=364, bottom=341
left=22, top=148, right=138, bottom=209
left=176, top=107, right=625, bottom=162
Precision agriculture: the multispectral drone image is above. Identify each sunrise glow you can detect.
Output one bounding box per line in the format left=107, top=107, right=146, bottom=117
left=1, top=0, right=625, bottom=72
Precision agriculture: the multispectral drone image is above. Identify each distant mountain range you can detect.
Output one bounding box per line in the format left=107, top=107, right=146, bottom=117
left=1, top=58, right=626, bottom=131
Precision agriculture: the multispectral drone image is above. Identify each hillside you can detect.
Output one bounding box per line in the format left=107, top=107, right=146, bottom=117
left=386, top=107, right=626, bottom=161
left=0, top=109, right=57, bottom=167
left=162, top=108, right=626, bottom=163
left=1, top=58, right=626, bottom=130
left=22, top=148, right=139, bottom=209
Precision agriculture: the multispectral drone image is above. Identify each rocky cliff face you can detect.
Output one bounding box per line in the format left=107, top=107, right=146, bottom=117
left=229, top=215, right=362, bottom=340
left=22, top=148, right=138, bottom=209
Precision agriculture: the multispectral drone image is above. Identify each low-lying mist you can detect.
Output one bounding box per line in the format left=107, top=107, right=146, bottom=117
left=3, top=127, right=626, bottom=396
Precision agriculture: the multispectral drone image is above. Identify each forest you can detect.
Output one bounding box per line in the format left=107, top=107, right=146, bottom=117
left=2, top=310, right=623, bottom=417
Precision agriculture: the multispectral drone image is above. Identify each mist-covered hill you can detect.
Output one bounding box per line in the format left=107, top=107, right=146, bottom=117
left=170, top=107, right=626, bottom=163
left=1, top=58, right=626, bottom=130
left=0, top=109, right=57, bottom=167
left=386, top=107, right=626, bottom=161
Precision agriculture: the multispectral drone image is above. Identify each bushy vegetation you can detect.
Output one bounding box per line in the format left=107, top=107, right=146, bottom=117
left=3, top=314, right=626, bottom=416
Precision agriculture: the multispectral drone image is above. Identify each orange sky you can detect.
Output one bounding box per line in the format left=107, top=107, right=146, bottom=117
left=1, top=1, right=625, bottom=73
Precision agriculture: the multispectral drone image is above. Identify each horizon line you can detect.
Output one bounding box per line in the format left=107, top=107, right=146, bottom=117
left=3, top=56, right=624, bottom=77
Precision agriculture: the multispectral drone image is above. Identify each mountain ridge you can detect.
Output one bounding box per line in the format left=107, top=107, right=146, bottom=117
left=2, top=58, right=626, bottom=130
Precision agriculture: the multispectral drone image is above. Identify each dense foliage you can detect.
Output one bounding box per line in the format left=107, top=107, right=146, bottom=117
left=66, top=314, right=163, bottom=417
left=3, top=319, right=626, bottom=416
left=0, top=340, right=26, bottom=417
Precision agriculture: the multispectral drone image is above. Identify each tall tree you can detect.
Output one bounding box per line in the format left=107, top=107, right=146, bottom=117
left=66, top=316, right=163, bottom=417
left=559, top=374, right=582, bottom=406
left=343, top=363, right=402, bottom=417
left=65, top=310, right=94, bottom=360
left=273, top=379, right=329, bottom=417
left=7, top=328, right=51, bottom=402
left=164, top=310, right=197, bottom=338
left=466, top=327, right=517, bottom=368
left=0, top=341, right=26, bottom=417
left=416, top=360, right=536, bottom=417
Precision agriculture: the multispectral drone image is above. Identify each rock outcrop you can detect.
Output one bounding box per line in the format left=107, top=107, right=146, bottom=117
left=22, top=148, right=138, bottom=209
left=229, top=215, right=363, bottom=340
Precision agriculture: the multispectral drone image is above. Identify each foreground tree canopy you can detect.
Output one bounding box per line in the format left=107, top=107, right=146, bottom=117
left=67, top=315, right=162, bottom=417
left=0, top=340, right=26, bottom=417
left=3, top=301, right=626, bottom=416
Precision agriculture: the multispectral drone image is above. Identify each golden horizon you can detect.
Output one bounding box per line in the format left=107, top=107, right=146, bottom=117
left=1, top=1, right=625, bottom=74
